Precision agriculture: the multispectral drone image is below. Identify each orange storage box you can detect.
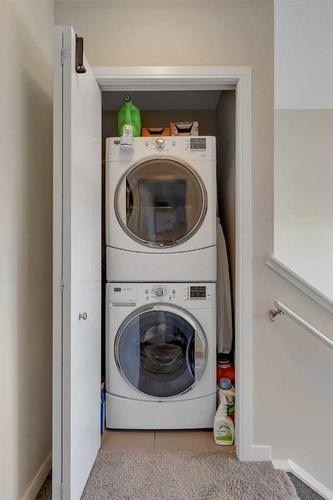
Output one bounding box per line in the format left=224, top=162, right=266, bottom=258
left=142, top=127, right=171, bottom=137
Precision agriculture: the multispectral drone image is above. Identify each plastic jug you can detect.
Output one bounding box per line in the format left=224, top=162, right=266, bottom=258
left=117, top=95, right=141, bottom=137
left=218, top=378, right=235, bottom=421
left=213, top=393, right=234, bottom=446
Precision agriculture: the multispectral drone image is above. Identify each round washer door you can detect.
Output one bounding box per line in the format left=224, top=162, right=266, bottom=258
left=115, top=304, right=207, bottom=398
left=115, top=158, right=207, bottom=248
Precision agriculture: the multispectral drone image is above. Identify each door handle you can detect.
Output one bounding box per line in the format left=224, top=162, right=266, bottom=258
left=79, top=312, right=88, bottom=320
left=75, top=35, right=86, bottom=74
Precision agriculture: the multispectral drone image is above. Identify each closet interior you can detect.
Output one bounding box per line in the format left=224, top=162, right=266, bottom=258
left=100, top=88, right=236, bottom=451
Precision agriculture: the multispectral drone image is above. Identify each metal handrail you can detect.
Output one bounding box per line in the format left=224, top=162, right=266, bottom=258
left=269, top=301, right=333, bottom=349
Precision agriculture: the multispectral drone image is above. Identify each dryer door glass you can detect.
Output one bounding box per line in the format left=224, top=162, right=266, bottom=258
left=115, top=159, right=207, bottom=247
left=115, top=307, right=206, bottom=397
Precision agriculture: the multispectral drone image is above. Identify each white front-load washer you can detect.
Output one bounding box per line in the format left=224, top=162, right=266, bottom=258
left=106, top=282, right=216, bottom=429
left=106, top=136, right=216, bottom=282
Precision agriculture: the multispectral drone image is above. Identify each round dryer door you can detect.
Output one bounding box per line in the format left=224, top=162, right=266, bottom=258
left=115, top=305, right=207, bottom=398
left=115, top=158, right=207, bottom=248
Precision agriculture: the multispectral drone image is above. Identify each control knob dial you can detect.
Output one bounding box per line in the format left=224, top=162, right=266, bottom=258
left=156, top=138, right=165, bottom=150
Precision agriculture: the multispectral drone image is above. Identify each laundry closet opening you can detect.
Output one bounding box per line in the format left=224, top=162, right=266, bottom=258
left=100, top=88, right=236, bottom=447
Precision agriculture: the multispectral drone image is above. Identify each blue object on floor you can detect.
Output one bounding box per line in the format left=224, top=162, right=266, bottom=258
left=100, top=381, right=106, bottom=434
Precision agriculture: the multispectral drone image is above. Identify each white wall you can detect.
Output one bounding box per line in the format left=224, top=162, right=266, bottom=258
left=274, top=0, right=333, bottom=300
left=0, top=1, right=54, bottom=498
left=275, top=109, right=333, bottom=298
left=55, top=0, right=333, bottom=491
left=275, top=0, right=333, bottom=110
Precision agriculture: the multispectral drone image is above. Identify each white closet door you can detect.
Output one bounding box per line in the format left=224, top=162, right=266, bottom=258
left=53, top=26, right=101, bottom=500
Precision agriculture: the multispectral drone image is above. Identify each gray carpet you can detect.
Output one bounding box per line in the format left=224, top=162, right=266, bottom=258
left=81, top=450, right=297, bottom=499
left=288, top=473, right=324, bottom=500
left=36, top=472, right=51, bottom=500
left=36, top=452, right=303, bottom=499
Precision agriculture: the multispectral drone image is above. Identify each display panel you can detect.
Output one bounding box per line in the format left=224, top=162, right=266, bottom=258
left=190, top=137, right=206, bottom=150
left=190, top=286, right=206, bottom=299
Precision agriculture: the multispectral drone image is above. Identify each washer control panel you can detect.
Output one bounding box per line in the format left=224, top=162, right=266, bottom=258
left=107, top=283, right=215, bottom=309
left=146, top=286, right=176, bottom=301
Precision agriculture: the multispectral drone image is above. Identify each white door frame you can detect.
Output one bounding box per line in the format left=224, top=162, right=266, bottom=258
left=94, top=66, right=270, bottom=461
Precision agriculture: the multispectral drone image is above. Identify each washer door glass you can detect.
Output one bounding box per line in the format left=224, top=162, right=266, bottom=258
left=115, top=158, right=207, bottom=247
left=115, top=306, right=206, bottom=397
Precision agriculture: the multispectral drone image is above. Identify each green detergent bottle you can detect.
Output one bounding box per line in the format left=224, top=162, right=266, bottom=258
left=117, top=95, right=141, bottom=137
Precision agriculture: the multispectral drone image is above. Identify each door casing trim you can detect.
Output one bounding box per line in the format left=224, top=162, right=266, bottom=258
left=93, top=65, right=271, bottom=461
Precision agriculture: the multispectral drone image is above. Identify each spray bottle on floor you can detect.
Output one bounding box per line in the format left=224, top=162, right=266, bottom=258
left=214, top=392, right=234, bottom=446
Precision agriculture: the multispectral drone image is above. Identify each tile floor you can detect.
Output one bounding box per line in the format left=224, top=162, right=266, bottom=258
left=101, top=429, right=235, bottom=454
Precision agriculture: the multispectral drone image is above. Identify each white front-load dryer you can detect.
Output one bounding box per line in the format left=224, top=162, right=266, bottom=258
left=105, top=282, right=216, bottom=429
left=106, top=136, right=216, bottom=282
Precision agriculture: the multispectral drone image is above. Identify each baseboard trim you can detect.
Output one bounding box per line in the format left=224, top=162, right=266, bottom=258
left=272, top=459, right=332, bottom=500
left=22, top=452, right=51, bottom=500
left=237, top=444, right=271, bottom=461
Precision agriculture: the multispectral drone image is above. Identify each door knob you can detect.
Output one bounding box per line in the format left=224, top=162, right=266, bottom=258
left=79, top=312, right=88, bottom=320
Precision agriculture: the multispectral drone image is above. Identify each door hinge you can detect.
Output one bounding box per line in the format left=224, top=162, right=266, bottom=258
left=60, top=279, right=64, bottom=294
left=61, top=48, right=68, bottom=65
left=60, top=482, right=64, bottom=499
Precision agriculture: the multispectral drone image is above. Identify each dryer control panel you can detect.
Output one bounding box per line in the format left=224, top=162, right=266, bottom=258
left=143, top=137, right=208, bottom=155
left=106, top=136, right=216, bottom=163
left=107, top=283, right=215, bottom=309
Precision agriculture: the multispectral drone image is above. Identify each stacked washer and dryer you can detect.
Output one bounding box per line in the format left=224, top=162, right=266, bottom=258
left=105, top=136, right=217, bottom=429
